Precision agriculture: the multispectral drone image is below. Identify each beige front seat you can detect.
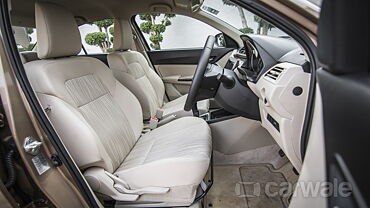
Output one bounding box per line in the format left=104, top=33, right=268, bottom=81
left=25, top=2, right=212, bottom=206
left=108, top=19, right=209, bottom=120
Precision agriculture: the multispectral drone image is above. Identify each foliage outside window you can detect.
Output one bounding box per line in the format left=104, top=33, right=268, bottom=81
left=221, top=0, right=255, bottom=34
left=221, top=0, right=275, bottom=35
left=13, top=27, right=36, bottom=52
left=84, top=19, right=114, bottom=53
left=82, top=15, right=176, bottom=52
left=202, top=0, right=285, bottom=37
left=135, top=14, right=221, bottom=50
left=138, top=14, right=176, bottom=50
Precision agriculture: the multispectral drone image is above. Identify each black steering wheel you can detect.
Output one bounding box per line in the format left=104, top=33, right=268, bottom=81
left=184, top=35, right=215, bottom=111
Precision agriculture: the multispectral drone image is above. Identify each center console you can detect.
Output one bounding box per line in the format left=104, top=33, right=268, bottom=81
left=200, top=108, right=236, bottom=124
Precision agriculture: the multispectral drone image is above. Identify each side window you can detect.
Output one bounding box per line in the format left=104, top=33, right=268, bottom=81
left=13, top=26, right=36, bottom=52
left=78, top=19, right=114, bottom=54
left=134, top=14, right=221, bottom=50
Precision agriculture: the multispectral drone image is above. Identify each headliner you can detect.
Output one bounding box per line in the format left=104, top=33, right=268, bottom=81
left=10, top=0, right=198, bottom=27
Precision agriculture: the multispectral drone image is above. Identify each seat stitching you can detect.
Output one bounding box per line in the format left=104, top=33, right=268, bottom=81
left=141, top=135, right=156, bottom=165
left=76, top=92, right=109, bottom=108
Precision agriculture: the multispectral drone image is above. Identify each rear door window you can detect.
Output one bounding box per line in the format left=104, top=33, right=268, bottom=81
left=13, top=26, right=36, bottom=52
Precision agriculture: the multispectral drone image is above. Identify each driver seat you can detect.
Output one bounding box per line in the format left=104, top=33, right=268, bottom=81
left=107, top=19, right=209, bottom=120
left=24, top=2, right=212, bottom=206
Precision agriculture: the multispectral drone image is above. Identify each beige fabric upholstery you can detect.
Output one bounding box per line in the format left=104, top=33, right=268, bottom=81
left=108, top=51, right=165, bottom=118
left=112, top=19, right=133, bottom=51
left=25, top=2, right=212, bottom=205
left=108, top=19, right=209, bottom=119
left=35, top=2, right=81, bottom=59
left=25, top=57, right=143, bottom=172
left=117, top=117, right=212, bottom=188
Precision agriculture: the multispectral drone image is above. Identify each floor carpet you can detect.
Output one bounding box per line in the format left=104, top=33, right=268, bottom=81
left=206, top=163, right=297, bottom=208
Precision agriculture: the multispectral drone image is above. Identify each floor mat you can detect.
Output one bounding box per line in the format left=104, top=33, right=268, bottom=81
left=207, top=164, right=295, bottom=208
left=206, top=166, right=248, bottom=208
left=239, top=164, right=289, bottom=208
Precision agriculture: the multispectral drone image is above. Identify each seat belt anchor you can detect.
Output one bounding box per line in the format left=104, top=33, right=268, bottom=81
left=149, top=117, right=159, bottom=129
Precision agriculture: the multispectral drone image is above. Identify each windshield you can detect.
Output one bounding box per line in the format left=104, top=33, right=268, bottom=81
left=201, top=0, right=288, bottom=38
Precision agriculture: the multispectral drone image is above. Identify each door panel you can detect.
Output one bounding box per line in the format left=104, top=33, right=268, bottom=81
left=149, top=48, right=233, bottom=100
left=159, top=68, right=194, bottom=99
left=156, top=65, right=197, bottom=77
left=133, top=13, right=237, bottom=100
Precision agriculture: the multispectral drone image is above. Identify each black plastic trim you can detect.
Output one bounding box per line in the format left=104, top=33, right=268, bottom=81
left=147, top=47, right=233, bottom=65
left=0, top=1, right=99, bottom=207
left=318, top=69, right=370, bottom=207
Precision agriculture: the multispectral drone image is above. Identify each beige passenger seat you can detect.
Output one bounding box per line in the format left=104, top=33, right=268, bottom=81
left=24, top=2, right=212, bottom=207
left=107, top=19, right=209, bottom=120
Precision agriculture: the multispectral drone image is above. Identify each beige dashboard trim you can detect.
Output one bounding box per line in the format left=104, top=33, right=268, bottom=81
left=248, top=62, right=311, bottom=171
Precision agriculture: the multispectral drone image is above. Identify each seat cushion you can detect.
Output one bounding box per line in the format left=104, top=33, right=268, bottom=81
left=162, top=94, right=210, bottom=118
left=115, top=117, right=212, bottom=189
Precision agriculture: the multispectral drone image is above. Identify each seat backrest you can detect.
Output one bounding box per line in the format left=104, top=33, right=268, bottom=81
left=24, top=2, right=143, bottom=173
left=107, top=19, right=165, bottom=119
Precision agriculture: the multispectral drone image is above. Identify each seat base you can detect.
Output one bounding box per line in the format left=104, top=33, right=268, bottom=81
left=116, top=117, right=212, bottom=188
left=84, top=117, right=212, bottom=206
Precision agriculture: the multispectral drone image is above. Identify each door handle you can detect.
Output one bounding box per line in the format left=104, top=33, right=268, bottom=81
left=178, top=77, right=193, bottom=82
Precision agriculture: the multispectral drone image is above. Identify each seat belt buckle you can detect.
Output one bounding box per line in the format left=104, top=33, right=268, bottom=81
left=155, top=109, right=164, bottom=119
left=149, top=117, right=159, bottom=129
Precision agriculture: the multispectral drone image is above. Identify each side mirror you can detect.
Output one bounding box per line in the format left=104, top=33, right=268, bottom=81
left=215, top=33, right=226, bottom=48
left=214, top=33, right=238, bottom=49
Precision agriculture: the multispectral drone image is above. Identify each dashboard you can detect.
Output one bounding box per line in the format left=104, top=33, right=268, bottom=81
left=217, top=35, right=311, bottom=171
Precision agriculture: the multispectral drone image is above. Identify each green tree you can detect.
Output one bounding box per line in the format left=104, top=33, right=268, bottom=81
left=239, top=27, right=254, bottom=34
left=254, top=16, right=275, bottom=35
left=84, top=19, right=114, bottom=52
left=17, top=27, right=35, bottom=52
left=92, top=19, right=114, bottom=48
left=25, top=27, right=34, bottom=42
left=222, top=0, right=253, bottom=33
left=139, top=13, right=175, bottom=50
left=85, top=32, right=109, bottom=52
left=109, top=27, right=114, bottom=43
left=18, top=43, right=35, bottom=52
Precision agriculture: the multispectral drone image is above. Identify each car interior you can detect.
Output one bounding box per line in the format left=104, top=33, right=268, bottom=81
left=1, top=0, right=325, bottom=207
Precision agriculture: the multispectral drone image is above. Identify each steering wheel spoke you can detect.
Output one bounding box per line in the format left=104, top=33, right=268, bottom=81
left=184, top=35, right=216, bottom=111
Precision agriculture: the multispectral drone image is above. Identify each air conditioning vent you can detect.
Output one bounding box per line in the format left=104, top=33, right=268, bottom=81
left=265, top=66, right=285, bottom=80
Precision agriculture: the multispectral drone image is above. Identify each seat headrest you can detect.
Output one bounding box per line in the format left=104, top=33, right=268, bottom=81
left=317, top=0, right=369, bottom=74
left=35, top=2, right=81, bottom=59
left=113, top=19, right=133, bottom=51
